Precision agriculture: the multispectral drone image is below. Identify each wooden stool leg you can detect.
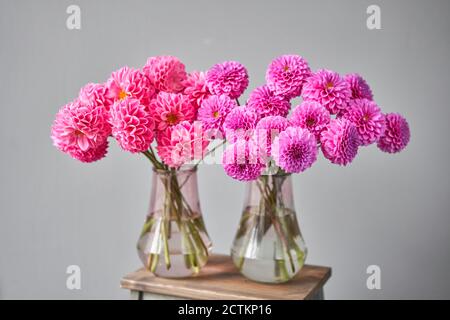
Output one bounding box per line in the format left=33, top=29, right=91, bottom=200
left=310, top=288, right=324, bottom=300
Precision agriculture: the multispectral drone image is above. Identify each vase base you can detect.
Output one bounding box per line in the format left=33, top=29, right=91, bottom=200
left=231, top=252, right=305, bottom=283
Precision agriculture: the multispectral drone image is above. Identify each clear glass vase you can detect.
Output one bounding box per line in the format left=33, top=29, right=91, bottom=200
left=231, top=173, right=307, bottom=283
left=137, top=167, right=212, bottom=278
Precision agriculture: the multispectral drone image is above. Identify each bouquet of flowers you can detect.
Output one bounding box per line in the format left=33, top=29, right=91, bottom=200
left=197, top=55, right=410, bottom=282
left=51, top=56, right=222, bottom=276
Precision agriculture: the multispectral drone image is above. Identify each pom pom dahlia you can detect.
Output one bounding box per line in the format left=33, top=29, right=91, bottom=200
left=223, top=106, right=259, bottom=142
left=198, top=95, right=237, bottom=137
left=377, top=113, right=410, bottom=153
left=254, top=116, right=289, bottom=159
left=183, top=71, right=212, bottom=109
left=51, top=99, right=111, bottom=157
left=156, top=121, right=209, bottom=168
left=143, top=56, right=187, bottom=93
left=290, top=101, right=330, bottom=139
left=150, top=92, right=196, bottom=131
left=265, top=54, right=311, bottom=99
left=69, top=140, right=109, bottom=163
left=110, top=97, right=155, bottom=153
left=343, top=99, right=385, bottom=146
left=106, top=66, right=155, bottom=107
left=320, top=118, right=359, bottom=166
left=222, top=139, right=264, bottom=181
left=246, top=85, right=291, bottom=118
left=345, top=73, right=373, bottom=101
left=272, top=126, right=318, bottom=173
left=79, top=83, right=112, bottom=112
left=302, top=69, right=351, bottom=115
left=206, top=61, right=249, bottom=99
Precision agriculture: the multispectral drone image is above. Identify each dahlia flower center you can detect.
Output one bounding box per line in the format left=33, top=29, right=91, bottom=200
left=362, top=114, right=370, bottom=122
left=118, top=89, right=129, bottom=100
left=306, top=118, right=316, bottom=127
left=213, top=111, right=220, bottom=118
left=283, top=65, right=289, bottom=72
left=325, top=82, right=334, bottom=90
left=74, top=129, right=84, bottom=137
left=166, top=113, right=179, bottom=125
left=289, top=146, right=302, bottom=160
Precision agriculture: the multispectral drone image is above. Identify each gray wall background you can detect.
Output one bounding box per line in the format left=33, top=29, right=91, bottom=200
left=1, top=0, right=449, bottom=299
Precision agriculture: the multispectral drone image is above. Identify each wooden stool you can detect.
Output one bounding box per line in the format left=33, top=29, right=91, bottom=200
left=121, top=254, right=331, bottom=300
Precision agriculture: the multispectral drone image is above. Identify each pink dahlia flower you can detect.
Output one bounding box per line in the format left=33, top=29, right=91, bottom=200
left=150, top=92, right=196, bottom=131
left=377, top=113, right=410, bottom=153
left=302, top=69, right=351, bottom=115
left=156, top=121, right=209, bottom=168
left=110, top=97, right=155, bottom=153
left=222, top=139, right=264, bottom=181
left=290, top=101, right=330, bottom=139
left=143, top=56, right=187, bottom=93
left=198, top=95, right=237, bottom=137
left=106, top=66, right=155, bottom=107
left=320, top=118, right=360, bottom=166
left=343, top=99, right=385, bottom=146
left=69, top=140, right=109, bottom=163
left=206, top=61, right=249, bottom=99
left=183, top=71, right=211, bottom=109
left=246, top=85, right=291, bottom=118
left=265, top=54, right=311, bottom=99
left=254, top=116, right=289, bottom=159
left=272, top=126, right=318, bottom=173
left=223, top=106, right=259, bottom=142
left=79, top=83, right=112, bottom=112
left=345, top=73, right=373, bottom=100
left=51, top=99, right=111, bottom=157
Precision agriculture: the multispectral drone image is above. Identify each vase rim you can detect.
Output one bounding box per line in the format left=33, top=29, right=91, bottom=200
left=152, top=165, right=198, bottom=175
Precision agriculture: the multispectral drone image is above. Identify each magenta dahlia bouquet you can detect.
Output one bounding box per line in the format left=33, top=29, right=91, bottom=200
left=198, top=55, right=410, bottom=283
left=51, top=56, right=225, bottom=277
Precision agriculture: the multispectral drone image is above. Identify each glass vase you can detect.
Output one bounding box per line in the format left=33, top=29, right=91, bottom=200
left=231, top=173, right=307, bottom=283
left=137, top=167, right=212, bottom=278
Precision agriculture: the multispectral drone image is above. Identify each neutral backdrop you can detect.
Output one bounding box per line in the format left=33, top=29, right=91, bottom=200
left=1, top=0, right=449, bottom=299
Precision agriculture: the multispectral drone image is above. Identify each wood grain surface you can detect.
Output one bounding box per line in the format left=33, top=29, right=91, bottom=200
left=121, top=254, right=331, bottom=300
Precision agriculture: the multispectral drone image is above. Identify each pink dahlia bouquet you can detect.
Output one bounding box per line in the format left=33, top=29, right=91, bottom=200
left=50, top=56, right=227, bottom=276
left=200, top=54, right=410, bottom=282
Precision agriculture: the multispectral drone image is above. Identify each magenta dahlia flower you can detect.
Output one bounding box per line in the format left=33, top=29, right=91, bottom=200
left=51, top=99, right=111, bottom=157
left=343, top=98, right=385, bottom=146
left=222, top=139, right=264, bottom=181
left=69, top=140, right=109, bottom=163
left=106, top=66, right=155, bottom=107
left=150, top=92, right=196, bottom=131
left=254, top=116, right=289, bottom=159
left=110, top=97, right=155, bottom=153
left=198, top=95, right=237, bottom=137
left=290, top=101, right=330, bottom=139
left=302, top=69, right=351, bottom=115
left=143, top=56, right=187, bottom=93
left=79, top=83, right=112, bottom=112
left=206, top=61, right=249, bottom=99
left=377, top=113, right=410, bottom=153
left=223, top=106, right=259, bottom=142
left=272, top=126, right=318, bottom=173
left=265, top=54, right=311, bottom=99
left=156, top=121, right=209, bottom=168
left=344, top=73, right=373, bottom=101
left=320, top=118, right=359, bottom=166
left=246, top=85, right=291, bottom=118
left=182, top=71, right=212, bottom=109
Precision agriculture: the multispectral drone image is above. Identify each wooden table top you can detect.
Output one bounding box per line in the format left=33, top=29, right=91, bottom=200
left=121, top=254, right=332, bottom=300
